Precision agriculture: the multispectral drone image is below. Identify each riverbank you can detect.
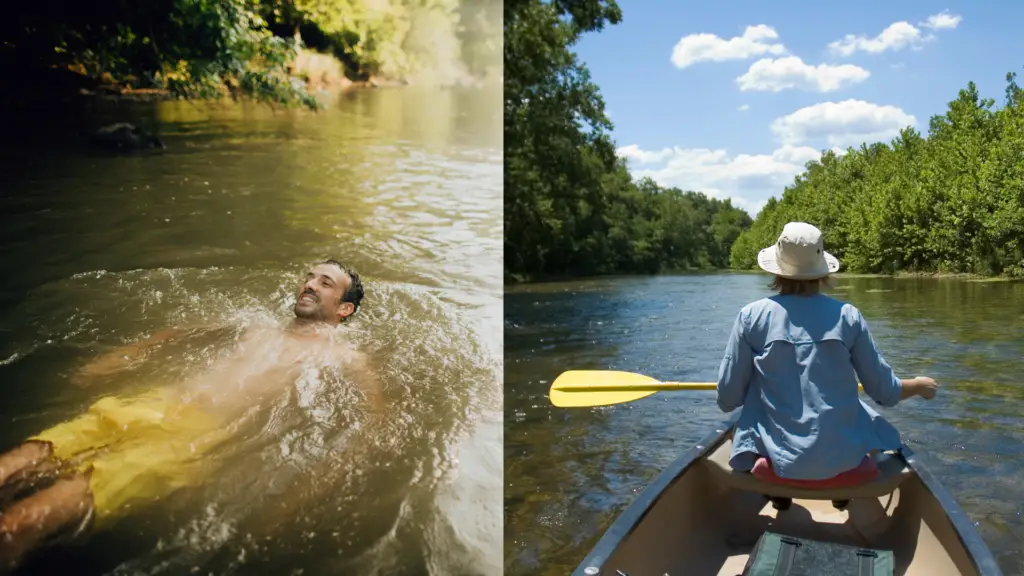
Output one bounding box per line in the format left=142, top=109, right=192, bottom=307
left=504, top=268, right=1024, bottom=288
left=504, top=264, right=749, bottom=286
left=12, top=52, right=494, bottom=110
left=5, top=0, right=502, bottom=113
left=834, top=271, right=1019, bottom=282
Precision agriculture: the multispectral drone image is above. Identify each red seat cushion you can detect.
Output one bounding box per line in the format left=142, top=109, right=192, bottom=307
left=751, top=455, right=880, bottom=489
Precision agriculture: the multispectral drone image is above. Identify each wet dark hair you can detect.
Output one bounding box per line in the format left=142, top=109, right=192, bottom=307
left=769, top=275, right=833, bottom=295
left=324, top=259, right=364, bottom=313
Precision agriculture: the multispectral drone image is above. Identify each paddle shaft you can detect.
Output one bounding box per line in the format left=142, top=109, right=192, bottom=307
left=559, top=382, right=715, bottom=392
left=558, top=382, right=865, bottom=393
left=547, top=371, right=866, bottom=408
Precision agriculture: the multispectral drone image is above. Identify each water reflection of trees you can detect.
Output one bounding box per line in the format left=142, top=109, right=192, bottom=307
left=336, top=85, right=501, bottom=151
left=838, top=277, right=1024, bottom=341
left=506, top=285, right=704, bottom=574
left=0, top=100, right=324, bottom=308
left=833, top=277, right=1024, bottom=431
left=267, top=87, right=503, bottom=291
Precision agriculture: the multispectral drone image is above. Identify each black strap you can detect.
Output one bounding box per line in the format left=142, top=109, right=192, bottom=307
left=774, top=536, right=801, bottom=575
left=857, top=549, right=877, bottom=576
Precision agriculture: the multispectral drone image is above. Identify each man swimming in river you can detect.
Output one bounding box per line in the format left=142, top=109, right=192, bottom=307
left=0, top=259, right=383, bottom=570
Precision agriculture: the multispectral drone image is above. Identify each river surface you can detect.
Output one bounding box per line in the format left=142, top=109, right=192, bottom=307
left=0, top=86, right=502, bottom=575
left=504, top=273, right=1024, bottom=575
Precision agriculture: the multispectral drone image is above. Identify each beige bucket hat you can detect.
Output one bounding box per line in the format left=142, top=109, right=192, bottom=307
left=757, top=222, right=840, bottom=280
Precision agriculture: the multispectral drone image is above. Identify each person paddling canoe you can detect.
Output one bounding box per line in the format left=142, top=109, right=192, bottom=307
left=715, top=222, right=939, bottom=508
left=0, top=259, right=384, bottom=571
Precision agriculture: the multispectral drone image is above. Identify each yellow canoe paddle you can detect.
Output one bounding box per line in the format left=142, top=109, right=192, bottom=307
left=549, top=370, right=864, bottom=408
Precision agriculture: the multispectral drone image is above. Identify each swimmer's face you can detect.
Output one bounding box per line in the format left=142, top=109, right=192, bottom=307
left=294, top=263, right=355, bottom=323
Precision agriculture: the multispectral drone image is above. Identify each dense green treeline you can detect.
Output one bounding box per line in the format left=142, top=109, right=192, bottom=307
left=732, top=75, right=1024, bottom=277
left=503, top=0, right=751, bottom=282
left=2, top=0, right=500, bottom=108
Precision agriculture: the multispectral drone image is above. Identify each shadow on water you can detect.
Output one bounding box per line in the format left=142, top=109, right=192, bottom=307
left=504, top=273, right=1024, bottom=576
left=0, top=86, right=501, bottom=575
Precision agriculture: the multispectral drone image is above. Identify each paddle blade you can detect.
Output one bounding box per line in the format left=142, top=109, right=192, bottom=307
left=549, top=370, right=662, bottom=408
left=552, top=369, right=662, bottom=389
left=550, top=387, right=658, bottom=408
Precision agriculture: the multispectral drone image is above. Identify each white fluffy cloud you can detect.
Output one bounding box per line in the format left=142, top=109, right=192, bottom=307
left=615, top=145, right=673, bottom=164
left=770, top=100, right=917, bottom=147
left=922, top=11, right=962, bottom=30
left=828, top=12, right=961, bottom=56
left=671, top=25, right=786, bottom=68
left=615, top=99, right=914, bottom=213
left=828, top=21, right=925, bottom=56
left=738, top=104, right=750, bottom=111
left=615, top=144, right=844, bottom=215
left=737, top=56, right=870, bottom=92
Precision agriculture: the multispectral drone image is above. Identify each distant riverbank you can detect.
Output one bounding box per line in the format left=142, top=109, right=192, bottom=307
left=7, top=49, right=496, bottom=111
left=504, top=267, right=1023, bottom=288
left=834, top=271, right=1019, bottom=282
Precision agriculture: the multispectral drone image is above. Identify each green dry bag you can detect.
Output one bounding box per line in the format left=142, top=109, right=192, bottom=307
left=742, top=532, right=894, bottom=576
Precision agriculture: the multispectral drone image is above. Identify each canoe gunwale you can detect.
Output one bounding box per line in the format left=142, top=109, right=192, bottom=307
left=569, top=414, right=739, bottom=576
left=570, top=412, right=1004, bottom=576
left=900, top=444, right=1003, bottom=575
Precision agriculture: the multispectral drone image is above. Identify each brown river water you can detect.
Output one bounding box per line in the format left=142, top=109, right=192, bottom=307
left=0, top=86, right=502, bottom=575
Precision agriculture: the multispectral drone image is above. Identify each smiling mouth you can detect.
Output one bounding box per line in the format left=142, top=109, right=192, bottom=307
left=300, top=294, right=317, bottom=303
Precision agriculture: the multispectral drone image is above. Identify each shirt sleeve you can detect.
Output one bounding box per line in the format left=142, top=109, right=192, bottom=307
left=716, top=310, right=754, bottom=413
left=849, top=310, right=903, bottom=407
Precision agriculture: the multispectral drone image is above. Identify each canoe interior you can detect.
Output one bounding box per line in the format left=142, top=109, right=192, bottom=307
left=595, top=430, right=985, bottom=576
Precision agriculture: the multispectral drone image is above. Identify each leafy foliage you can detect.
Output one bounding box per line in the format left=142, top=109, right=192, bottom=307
left=2, top=0, right=499, bottom=109
left=261, top=0, right=490, bottom=82
left=504, top=0, right=752, bottom=282
left=1, top=0, right=317, bottom=107
left=732, top=74, right=1024, bottom=277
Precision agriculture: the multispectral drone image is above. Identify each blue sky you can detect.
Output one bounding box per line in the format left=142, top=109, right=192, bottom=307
left=574, top=1, right=1022, bottom=215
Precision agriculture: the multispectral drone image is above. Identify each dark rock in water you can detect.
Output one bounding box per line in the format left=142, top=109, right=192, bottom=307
left=90, top=123, right=165, bottom=151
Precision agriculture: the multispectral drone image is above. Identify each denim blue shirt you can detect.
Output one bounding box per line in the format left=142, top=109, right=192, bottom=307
left=716, top=293, right=904, bottom=480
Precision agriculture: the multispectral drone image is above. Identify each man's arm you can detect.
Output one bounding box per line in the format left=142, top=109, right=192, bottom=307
left=72, top=324, right=230, bottom=386
left=71, top=328, right=184, bottom=385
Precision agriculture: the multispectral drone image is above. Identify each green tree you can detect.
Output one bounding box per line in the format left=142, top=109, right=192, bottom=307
left=504, top=0, right=752, bottom=282
left=2, top=0, right=317, bottom=107
left=730, top=72, right=1024, bottom=278
left=3, top=0, right=499, bottom=109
